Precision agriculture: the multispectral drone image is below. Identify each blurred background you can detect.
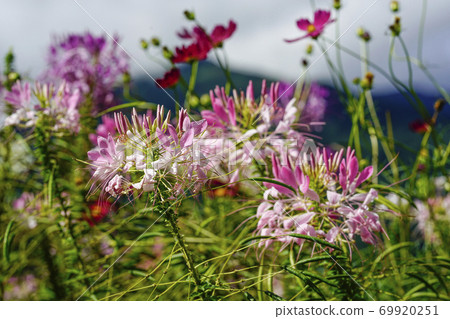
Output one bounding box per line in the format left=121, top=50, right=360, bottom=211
left=1, top=0, right=449, bottom=92
left=1, top=0, right=449, bottom=147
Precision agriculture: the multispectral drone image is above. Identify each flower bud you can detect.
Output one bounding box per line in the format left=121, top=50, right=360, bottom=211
left=122, top=71, right=131, bottom=84
left=7, top=72, right=19, bottom=82
left=357, top=28, right=371, bottom=42
left=306, top=44, right=314, bottom=55
left=360, top=72, right=374, bottom=90
left=162, top=46, right=173, bottom=60
left=200, top=93, right=210, bottom=106
left=389, top=16, right=401, bottom=36
left=189, top=95, right=199, bottom=107
left=333, top=0, right=341, bottom=10
left=352, top=77, right=361, bottom=85
left=151, top=37, right=160, bottom=47
left=434, top=98, right=445, bottom=113
left=140, top=39, right=148, bottom=50
left=302, top=59, right=308, bottom=67
left=390, top=1, right=399, bottom=13
left=183, top=10, right=195, bottom=21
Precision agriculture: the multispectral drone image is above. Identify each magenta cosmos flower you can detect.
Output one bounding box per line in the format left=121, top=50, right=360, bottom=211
left=285, top=10, right=335, bottom=42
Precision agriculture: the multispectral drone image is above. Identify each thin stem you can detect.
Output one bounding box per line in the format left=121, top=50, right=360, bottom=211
left=184, top=60, right=199, bottom=112
left=165, top=210, right=202, bottom=288
left=417, top=0, right=428, bottom=61
left=213, top=49, right=235, bottom=93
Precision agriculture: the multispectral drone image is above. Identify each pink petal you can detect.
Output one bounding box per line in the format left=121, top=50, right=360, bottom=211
left=339, top=161, right=347, bottom=191
left=313, top=10, right=331, bottom=27
left=284, top=35, right=309, bottom=43
left=300, top=175, right=310, bottom=194
left=296, top=18, right=311, bottom=31
left=227, top=98, right=236, bottom=126
left=279, top=166, right=297, bottom=189
left=348, top=156, right=359, bottom=184
left=326, top=227, right=340, bottom=243
left=246, top=80, right=254, bottom=103
left=271, top=153, right=280, bottom=178
left=356, top=166, right=373, bottom=187
left=180, top=128, right=194, bottom=148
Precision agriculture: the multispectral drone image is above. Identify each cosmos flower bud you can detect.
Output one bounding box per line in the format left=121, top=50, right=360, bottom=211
left=390, top=1, right=399, bottom=13
left=200, top=93, right=210, bottom=106
left=7, top=72, right=19, bottom=82
left=434, top=98, right=445, bottom=113
left=389, top=16, right=401, bottom=36
left=333, top=0, right=341, bottom=10
left=140, top=39, right=149, bottom=50
left=357, top=28, right=371, bottom=42
left=151, top=37, right=160, bottom=47
left=183, top=10, right=196, bottom=21
left=162, top=46, right=173, bottom=60
left=306, top=44, right=314, bottom=55
left=360, top=72, right=374, bottom=90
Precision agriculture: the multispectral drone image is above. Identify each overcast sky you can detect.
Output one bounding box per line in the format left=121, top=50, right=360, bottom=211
left=1, top=0, right=449, bottom=94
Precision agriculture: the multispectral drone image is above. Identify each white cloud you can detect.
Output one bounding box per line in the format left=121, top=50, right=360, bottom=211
left=0, top=0, right=449, bottom=93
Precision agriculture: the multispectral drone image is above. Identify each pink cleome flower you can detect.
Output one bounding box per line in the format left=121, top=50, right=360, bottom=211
left=285, top=10, right=335, bottom=42
left=256, top=147, right=386, bottom=254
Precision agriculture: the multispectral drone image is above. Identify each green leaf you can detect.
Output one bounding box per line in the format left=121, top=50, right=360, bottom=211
left=282, top=266, right=326, bottom=300
left=370, top=242, right=411, bottom=274
left=3, top=220, right=14, bottom=265
left=288, top=233, right=342, bottom=251
left=295, top=255, right=347, bottom=266
left=406, top=273, right=439, bottom=298
left=301, top=270, right=338, bottom=287
left=264, top=290, right=285, bottom=301
left=370, top=184, right=415, bottom=207
left=239, top=235, right=275, bottom=247
left=96, top=101, right=156, bottom=117
left=250, top=177, right=297, bottom=194
left=243, top=291, right=256, bottom=301
left=423, top=265, right=448, bottom=295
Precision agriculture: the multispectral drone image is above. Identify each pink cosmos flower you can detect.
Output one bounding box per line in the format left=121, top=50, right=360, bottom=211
left=285, top=10, right=335, bottom=42
left=155, top=68, right=181, bottom=88
left=210, top=20, right=237, bottom=47
left=172, top=20, right=237, bottom=64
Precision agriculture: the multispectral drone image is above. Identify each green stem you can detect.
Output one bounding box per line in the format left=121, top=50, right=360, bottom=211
left=165, top=210, right=202, bottom=290
left=213, top=49, right=235, bottom=93
left=184, top=60, right=199, bottom=112
left=42, top=233, right=65, bottom=300
left=417, top=0, right=428, bottom=61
